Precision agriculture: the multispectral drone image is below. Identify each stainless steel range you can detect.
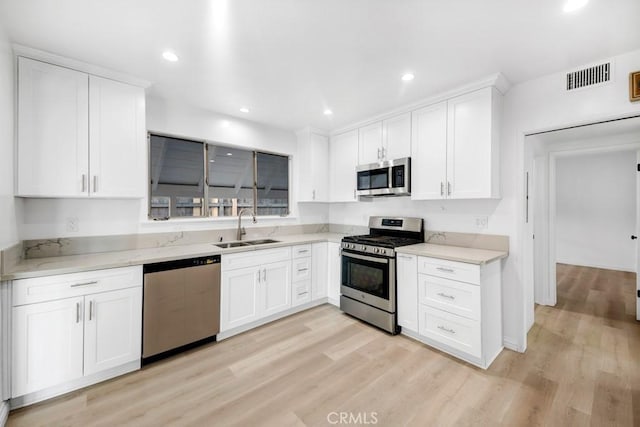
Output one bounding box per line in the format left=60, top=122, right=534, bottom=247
left=340, top=216, right=424, bottom=334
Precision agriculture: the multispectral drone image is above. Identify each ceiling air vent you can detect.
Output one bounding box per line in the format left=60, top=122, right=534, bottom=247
left=566, top=62, right=611, bottom=91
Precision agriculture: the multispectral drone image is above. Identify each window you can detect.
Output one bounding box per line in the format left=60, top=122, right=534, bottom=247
left=149, top=134, right=290, bottom=219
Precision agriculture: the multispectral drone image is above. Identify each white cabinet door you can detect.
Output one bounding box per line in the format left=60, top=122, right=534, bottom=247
left=84, top=287, right=142, bottom=376
left=221, top=267, right=260, bottom=331
left=447, top=87, right=498, bottom=199
left=296, top=129, right=329, bottom=202
left=12, top=297, right=84, bottom=397
left=411, top=102, right=448, bottom=200
left=329, top=130, right=359, bottom=202
left=89, top=76, right=146, bottom=198
left=262, top=260, right=292, bottom=317
left=396, top=254, right=418, bottom=332
left=311, top=242, right=328, bottom=299
left=358, top=121, right=383, bottom=164
left=383, top=113, right=411, bottom=160
left=327, top=242, right=342, bottom=305
left=17, top=57, right=89, bottom=197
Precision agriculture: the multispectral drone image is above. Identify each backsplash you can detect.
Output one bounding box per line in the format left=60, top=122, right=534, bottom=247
left=21, top=223, right=330, bottom=259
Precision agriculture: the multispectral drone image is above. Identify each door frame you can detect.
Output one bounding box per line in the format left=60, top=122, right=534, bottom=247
left=534, top=142, right=640, bottom=307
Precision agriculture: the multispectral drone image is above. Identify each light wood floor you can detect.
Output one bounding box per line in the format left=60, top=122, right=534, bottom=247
left=8, top=263, right=640, bottom=426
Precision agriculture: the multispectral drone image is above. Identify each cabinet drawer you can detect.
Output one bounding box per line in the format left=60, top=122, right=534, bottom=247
left=13, top=266, right=142, bottom=306
left=418, top=274, right=480, bottom=320
left=292, top=258, right=311, bottom=282
left=292, top=280, right=311, bottom=307
left=417, top=257, right=480, bottom=284
left=222, top=247, right=291, bottom=271
left=292, top=244, right=312, bottom=259
left=419, top=305, right=481, bottom=358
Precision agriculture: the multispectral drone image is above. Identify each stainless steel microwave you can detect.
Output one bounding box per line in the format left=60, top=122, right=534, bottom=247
left=356, top=157, right=410, bottom=197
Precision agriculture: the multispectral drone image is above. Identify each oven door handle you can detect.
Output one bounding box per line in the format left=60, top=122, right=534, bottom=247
left=342, top=251, right=389, bottom=264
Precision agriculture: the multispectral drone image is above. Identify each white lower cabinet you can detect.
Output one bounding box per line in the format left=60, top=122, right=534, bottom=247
left=292, top=245, right=312, bottom=307
left=397, top=254, right=502, bottom=369
left=311, top=242, right=328, bottom=299
left=11, top=266, right=142, bottom=400
left=221, top=247, right=292, bottom=332
left=396, top=253, right=418, bottom=331
left=327, top=242, right=341, bottom=305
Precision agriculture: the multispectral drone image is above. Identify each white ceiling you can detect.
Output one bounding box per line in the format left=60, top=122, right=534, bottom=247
left=1, top=0, right=639, bottom=131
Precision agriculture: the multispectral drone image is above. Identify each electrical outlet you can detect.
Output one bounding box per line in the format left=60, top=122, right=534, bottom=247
left=66, top=217, right=79, bottom=233
left=475, top=216, right=488, bottom=229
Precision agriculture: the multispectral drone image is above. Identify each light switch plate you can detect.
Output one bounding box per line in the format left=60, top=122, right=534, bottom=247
left=475, top=216, right=488, bottom=229
left=66, top=217, right=79, bottom=232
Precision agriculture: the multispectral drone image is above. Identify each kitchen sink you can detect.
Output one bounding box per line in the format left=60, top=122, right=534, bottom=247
left=214, top=239, right=280, bottom=249
left=214, top=241, right=251, bottom=248
left=245, top=239, right=280, bottom=245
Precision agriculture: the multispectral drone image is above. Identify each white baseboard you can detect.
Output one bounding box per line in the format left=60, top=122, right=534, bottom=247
left=556, top=260, right=636, bottom=273
left=0, top=401, right=8, bottom=426
left=10, top=360, right=140, bottom=409
left=503, top=336, right=523, bottom=352
left=218, top=298, right=328, bottom=341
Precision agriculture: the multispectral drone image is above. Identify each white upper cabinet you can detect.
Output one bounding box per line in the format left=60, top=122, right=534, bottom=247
left=296, top=128, right=329, bottom=202
left=382, top=112, right=411, bottom=160
left=447, top=87, right=501, bottom=199
left=411, top=87, right=501, bottom=200
left=16, top=57, right=146, bottom=199
left=17, top=57, right=89, bottom=197
left=89, top=76, right=146, bottom=198
left=329, top=129, right=359, bottom=202
left=358, top=113, right=411, bottom=165
left=358, top=121, right=383, bottom=164
left=411, top=102, right=448, bottom=200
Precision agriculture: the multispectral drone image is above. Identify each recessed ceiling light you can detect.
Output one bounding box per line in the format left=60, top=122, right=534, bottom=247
left=209, top=160, right=215, bottom=163
left=220, top=120, right=230, bottom=128
left=563, top=0, right=588, bottom=12
left=226, top=152, right=233, bottom=156
left=239, top=107, right=250, bottom=113
left=323, top=109, right=333, bottom=116
left=401, top=73, right=415, bottom=81
left=162, top=51, right=179, bottom=62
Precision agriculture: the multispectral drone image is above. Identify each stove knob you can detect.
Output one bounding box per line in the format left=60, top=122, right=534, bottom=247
left=361, top=245, right=366, bottom=251
left=374, top=248, right=380, bottom=254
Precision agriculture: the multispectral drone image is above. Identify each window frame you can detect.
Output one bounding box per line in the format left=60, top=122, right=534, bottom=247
left=147, top=132, right=291, bottom=220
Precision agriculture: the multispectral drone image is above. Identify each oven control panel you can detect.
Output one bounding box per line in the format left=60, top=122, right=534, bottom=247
left=341, top=242, right=396, bottom=257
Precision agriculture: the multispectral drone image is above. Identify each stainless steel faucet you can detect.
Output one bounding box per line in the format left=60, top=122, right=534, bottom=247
left=236, top=208, right=257, bottom=240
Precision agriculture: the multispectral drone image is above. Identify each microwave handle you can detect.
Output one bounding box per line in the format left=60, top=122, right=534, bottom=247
left=342, top=251, right=389, bottom=265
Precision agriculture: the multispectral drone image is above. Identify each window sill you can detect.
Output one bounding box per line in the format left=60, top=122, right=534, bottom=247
left=140, top=215, right=298, bottom=226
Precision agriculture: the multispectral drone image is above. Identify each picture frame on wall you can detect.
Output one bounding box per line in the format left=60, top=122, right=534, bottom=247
left=630, top=71, right=640, bottom=102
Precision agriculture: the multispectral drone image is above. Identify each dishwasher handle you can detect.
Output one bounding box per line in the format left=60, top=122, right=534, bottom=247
left=143, top=255, right=221, bottom=274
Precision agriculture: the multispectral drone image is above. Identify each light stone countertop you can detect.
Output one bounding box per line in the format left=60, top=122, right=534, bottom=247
left=395, top=243, right=508, bottom=265
left=3, top=233, right=345, bottom=281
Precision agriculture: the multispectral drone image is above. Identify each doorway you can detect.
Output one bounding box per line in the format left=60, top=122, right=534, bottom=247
left=525, top=117, right=640, bottom=324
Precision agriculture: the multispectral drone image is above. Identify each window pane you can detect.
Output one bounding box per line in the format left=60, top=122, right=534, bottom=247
left=256, top=152, right=289, bottom=216
left=207, top=145, right=254, bottom=217
left=149, top=135, right=204, bottom=218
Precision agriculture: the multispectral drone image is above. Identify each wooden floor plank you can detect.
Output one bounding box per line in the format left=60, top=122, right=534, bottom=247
left=7, top=263, right=640, bottom=426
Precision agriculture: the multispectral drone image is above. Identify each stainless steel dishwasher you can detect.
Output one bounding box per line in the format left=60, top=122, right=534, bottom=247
left=142, top=255, right=220, bottom=363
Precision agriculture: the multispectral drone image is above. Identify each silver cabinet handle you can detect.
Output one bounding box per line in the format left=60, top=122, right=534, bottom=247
left=436, top=267, right=455, bottom=273
left=353, top=189, right=356, bottom=199
left=298, top=291, right=309, bottom=296
left=298, top=249, right=309, bottom=254
left=381, top=147, right=386, bottom=159
left=447, top=182, right=452, bottom=196
left=262, top=268, right=267, bottom=283
left=312, top=189, right=316, bottom=200
left=81, top=174, right=87, bottom=192
left=71, top=280, right=98, bottom=288
left=297, top=268, right=309, bottom=272
left=440, top=182, right=444, bottom=196
left=437, top=292, right=455, bottom=300
left=437, top=325, right=456, bottom=334
left=257, top=269, right=261, bottom=284
left=89, top=300, right=94, bottom=321
left=76, top=302, right=81, bottom=323
left=93, top=175, right=98, bottom=193
left=377, top=148, right=381, bottom=159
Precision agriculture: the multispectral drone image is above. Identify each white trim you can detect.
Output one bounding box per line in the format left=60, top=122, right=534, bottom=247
left=12, top=44, right=150, bottom=88
left=217, top=298, right=328, bottom=341
left=0, top=401, right=8, bottom=426
left=331, top=73, right=510, bottom=136
left=503, top=337, right=522, bottom=352
left=10, top=360, right=140, bottom=409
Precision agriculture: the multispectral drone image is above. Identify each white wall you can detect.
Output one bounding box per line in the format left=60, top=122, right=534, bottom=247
left=0, top=23, right=19, bottom=250
left=19, top=96, right=329, bottom=239
left=556, top=151, right=636, bottom=272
